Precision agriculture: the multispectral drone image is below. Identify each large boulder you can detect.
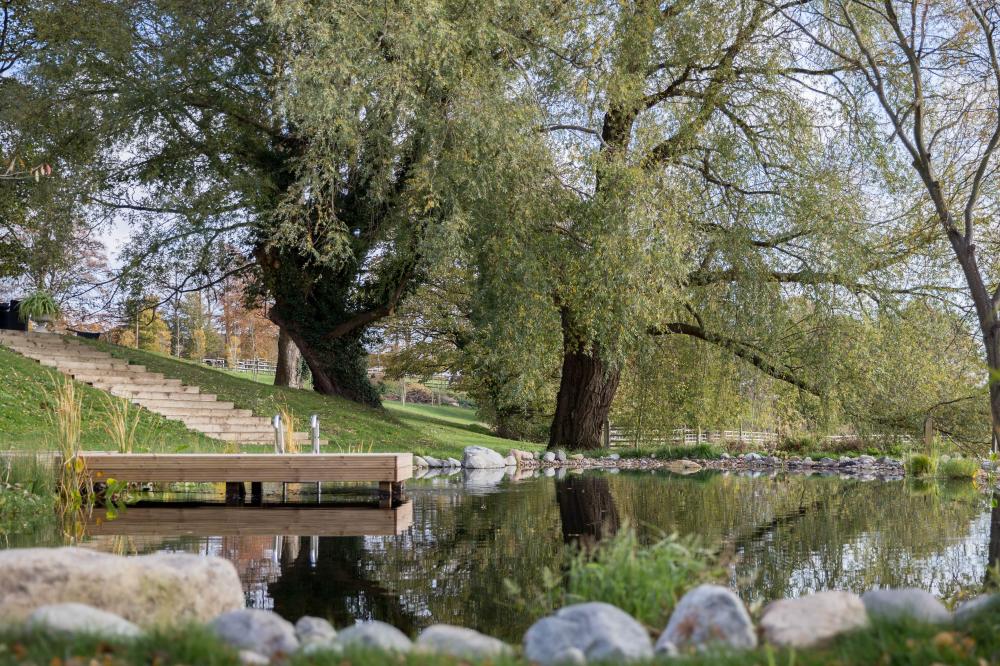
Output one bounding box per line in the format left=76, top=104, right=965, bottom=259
left=760, top=591, right=869, bottom=648
left=336, top=621, right=412, bottom=652
left=657, top=585, right=756, bottom=653
left=462, top=446, right=506, bottom=469
left=28, top=603, right=142, bottom=639
left=861, top=588, right=950, bottom=624
left=0, top=547, right=243, bottom=628
left=523, top=602, right=653, bottom=664
left=210, top=609, right=299, bottom=658
left=416, top=624, right=511, bottom=659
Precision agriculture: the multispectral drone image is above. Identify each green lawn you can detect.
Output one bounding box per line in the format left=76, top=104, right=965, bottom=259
left=0, top=346, right=213, bottom=452
left=50, top=340, right=536, bottom=460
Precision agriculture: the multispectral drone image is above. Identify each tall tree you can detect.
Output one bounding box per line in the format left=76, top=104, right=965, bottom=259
left=784, top=0, right=1000, bottom=450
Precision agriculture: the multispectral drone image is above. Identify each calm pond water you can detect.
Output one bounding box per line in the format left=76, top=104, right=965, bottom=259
left=5, top=469, right=999, bottom=641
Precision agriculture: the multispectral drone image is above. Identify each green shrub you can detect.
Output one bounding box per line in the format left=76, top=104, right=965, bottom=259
left=618, top=443, right=723, bottom=460
left=939, top=457, right=979, bottom=480
left=905, top=453, right=938, bottom=477
left=506, top=527, right=722, bottom=628
left=780, top=433, right=818, bottom=452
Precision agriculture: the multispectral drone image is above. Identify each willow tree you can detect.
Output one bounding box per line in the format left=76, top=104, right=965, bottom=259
left=781, top=1, right=1000, bottom=449
left=10, top=0, right=550, bottom=405
left=473, top=0, right=897, bottom=449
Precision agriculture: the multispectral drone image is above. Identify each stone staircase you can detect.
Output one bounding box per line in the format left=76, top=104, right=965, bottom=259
left=0, top=330, right=315, bottom=446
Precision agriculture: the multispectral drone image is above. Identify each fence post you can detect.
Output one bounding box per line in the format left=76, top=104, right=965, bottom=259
left=273, top=414, right=285, bottom=454
left=603, top=419, right=611, bottom=448
left=697, top=425, right=702, bottom=444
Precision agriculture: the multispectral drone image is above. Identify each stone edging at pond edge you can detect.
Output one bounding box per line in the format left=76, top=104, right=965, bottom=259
left=1, top=548, right=998, bottom=665
left=414, top=445, right=908, bottom=479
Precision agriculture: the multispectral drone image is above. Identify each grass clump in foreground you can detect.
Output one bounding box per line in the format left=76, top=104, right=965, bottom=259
left=507, top=527, right=723, bottom=630
left=3, top=611, right=1000, bottom=666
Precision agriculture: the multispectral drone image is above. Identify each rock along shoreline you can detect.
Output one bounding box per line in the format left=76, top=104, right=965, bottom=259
left=1, top=548, right=997, bottom=665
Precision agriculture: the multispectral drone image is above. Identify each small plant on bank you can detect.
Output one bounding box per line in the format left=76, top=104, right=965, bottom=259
left=939, top=457, right=979, bottom=480
left=905, top=453, right=938, bottom=477
left=17, top=290, right=60, bottom=323
left=618, top=443, right=723, bottom=460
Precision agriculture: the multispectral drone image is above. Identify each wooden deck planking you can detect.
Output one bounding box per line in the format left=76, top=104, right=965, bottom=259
left=86, top=502, right=414, bottom=537
left=80, top=453, right=413, bottom=484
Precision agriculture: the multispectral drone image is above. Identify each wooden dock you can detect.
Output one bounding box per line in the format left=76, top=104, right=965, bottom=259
left=86, top=502, right=414, bottom=537
left=80, top=452, right=412, bottom=501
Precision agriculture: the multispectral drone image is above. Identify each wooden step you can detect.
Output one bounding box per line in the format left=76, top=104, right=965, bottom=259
left=134, top=398, right=233, bottom=410
left=156, top=406, right=253, bottom=418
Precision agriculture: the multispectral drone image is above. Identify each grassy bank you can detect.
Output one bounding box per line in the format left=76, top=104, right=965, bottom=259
left=0, top=338, right=534, bottom=460
left=1, top=612, right=998, bottom=666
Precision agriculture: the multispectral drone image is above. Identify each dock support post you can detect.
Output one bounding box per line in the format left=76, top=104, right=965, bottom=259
left=250, top=482, right=263, bottom=505
left=224, top=482, right=245, bottom=505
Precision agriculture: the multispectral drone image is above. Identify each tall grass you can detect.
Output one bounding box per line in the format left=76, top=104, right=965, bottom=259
left=46, top=376, right=90, bottom=509
left=278, top=404, right=298, bottom=453
left=506, top=526, right=722, bottom=629
left=101, top=394, right=141, bottom=454
left=1, top=453, right=54, bottom=496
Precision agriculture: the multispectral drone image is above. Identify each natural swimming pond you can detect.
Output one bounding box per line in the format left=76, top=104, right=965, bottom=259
left=5, top=469, right=998, bottom=642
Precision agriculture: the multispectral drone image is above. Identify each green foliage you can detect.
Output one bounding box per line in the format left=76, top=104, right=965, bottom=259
left=938, top=457, right=979, bottom=480
left=905, top=454, right=938, bottom=478
left=617, top=443, right=724, bottom=460
left=507, top=527, right=722, bottom=629
left=16, top=291, right=59, bottom=322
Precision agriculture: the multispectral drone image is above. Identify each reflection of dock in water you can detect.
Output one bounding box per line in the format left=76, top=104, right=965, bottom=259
left=86, top=501, right=414, bottom=537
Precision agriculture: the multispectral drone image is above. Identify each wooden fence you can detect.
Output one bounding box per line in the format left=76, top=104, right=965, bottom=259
left=609, top=426, right=779, bottom=448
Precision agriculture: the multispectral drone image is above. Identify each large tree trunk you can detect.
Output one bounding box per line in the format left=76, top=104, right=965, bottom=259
left=556, top=476, right=619, bottom=550
left=985, top=332, right=1000, bottom=453
left=549, top=311, right=620, bottom=450
left=274, top=327, right=301, bottom=388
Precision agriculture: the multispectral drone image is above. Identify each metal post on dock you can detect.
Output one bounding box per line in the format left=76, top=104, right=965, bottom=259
left=310, top=414, right=320, bottom=453
left=311, top=414, right=321, bottom=499
left=273, top=414, right=285, bottom=454
left=310, top=535, right=319, bottom=568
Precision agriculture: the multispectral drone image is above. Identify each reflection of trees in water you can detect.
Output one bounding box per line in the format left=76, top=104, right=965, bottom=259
left=556, top=476, right=619, bottom=548
left=608, top=473, right=990, bottom=602
left=54, top=473, right=996, bottom=640
left=989, top=492, right=1000, bottom=583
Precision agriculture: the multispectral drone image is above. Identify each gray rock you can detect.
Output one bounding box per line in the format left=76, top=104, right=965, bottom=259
left=28, top=603, right=142, bottom=639
left=657, top=585, right=756, bottom=653
left=505, top=455, right=517, bottom=466
left=300, top=641, right=343, bottom=656
left=819, top=457, right=836, bottom=466
left=760, top=591, right=868, bottom=648
left=720, top=453, right=731, bottom=460
left=412, top=456, right=429, bottom=468
left=210, top=609, right=299, bottom=657
left=447, top=457, right=462, bottom=467
left=238, top=650, right=270, bottom=666
left=570, top=453, right=584, bottom=460
left=556, top=450, right=568, bottom=462
left=0, top=547, right=243, bottom=629
left=463, top=445, right=507, bottom=469
left=861, top=588, right=950, bottom=624
left=608, top=453, right=621, bottom=461
left=416, top=624, right=511, bottom=659
left=523, top=602, right=653, bottom=664
left=543, top=451, right=557, bottom=462
left=336, top=621, right=412, bottom=652
left=954, top=594, right=1000, bottom=623
left=296, top=616, right=336, bottom=645
left=544, top=467, right=556, bottom=477
left=423, top=456, right=442, bottom=467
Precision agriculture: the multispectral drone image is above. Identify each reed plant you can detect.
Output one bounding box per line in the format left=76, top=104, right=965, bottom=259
left=278, top=405, right=298, bottom=453
left=46, top=375, right=90, bottom=509
left=101, top=394, right=141, bottom=454
left=905, top=453, right=938, bottom=477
